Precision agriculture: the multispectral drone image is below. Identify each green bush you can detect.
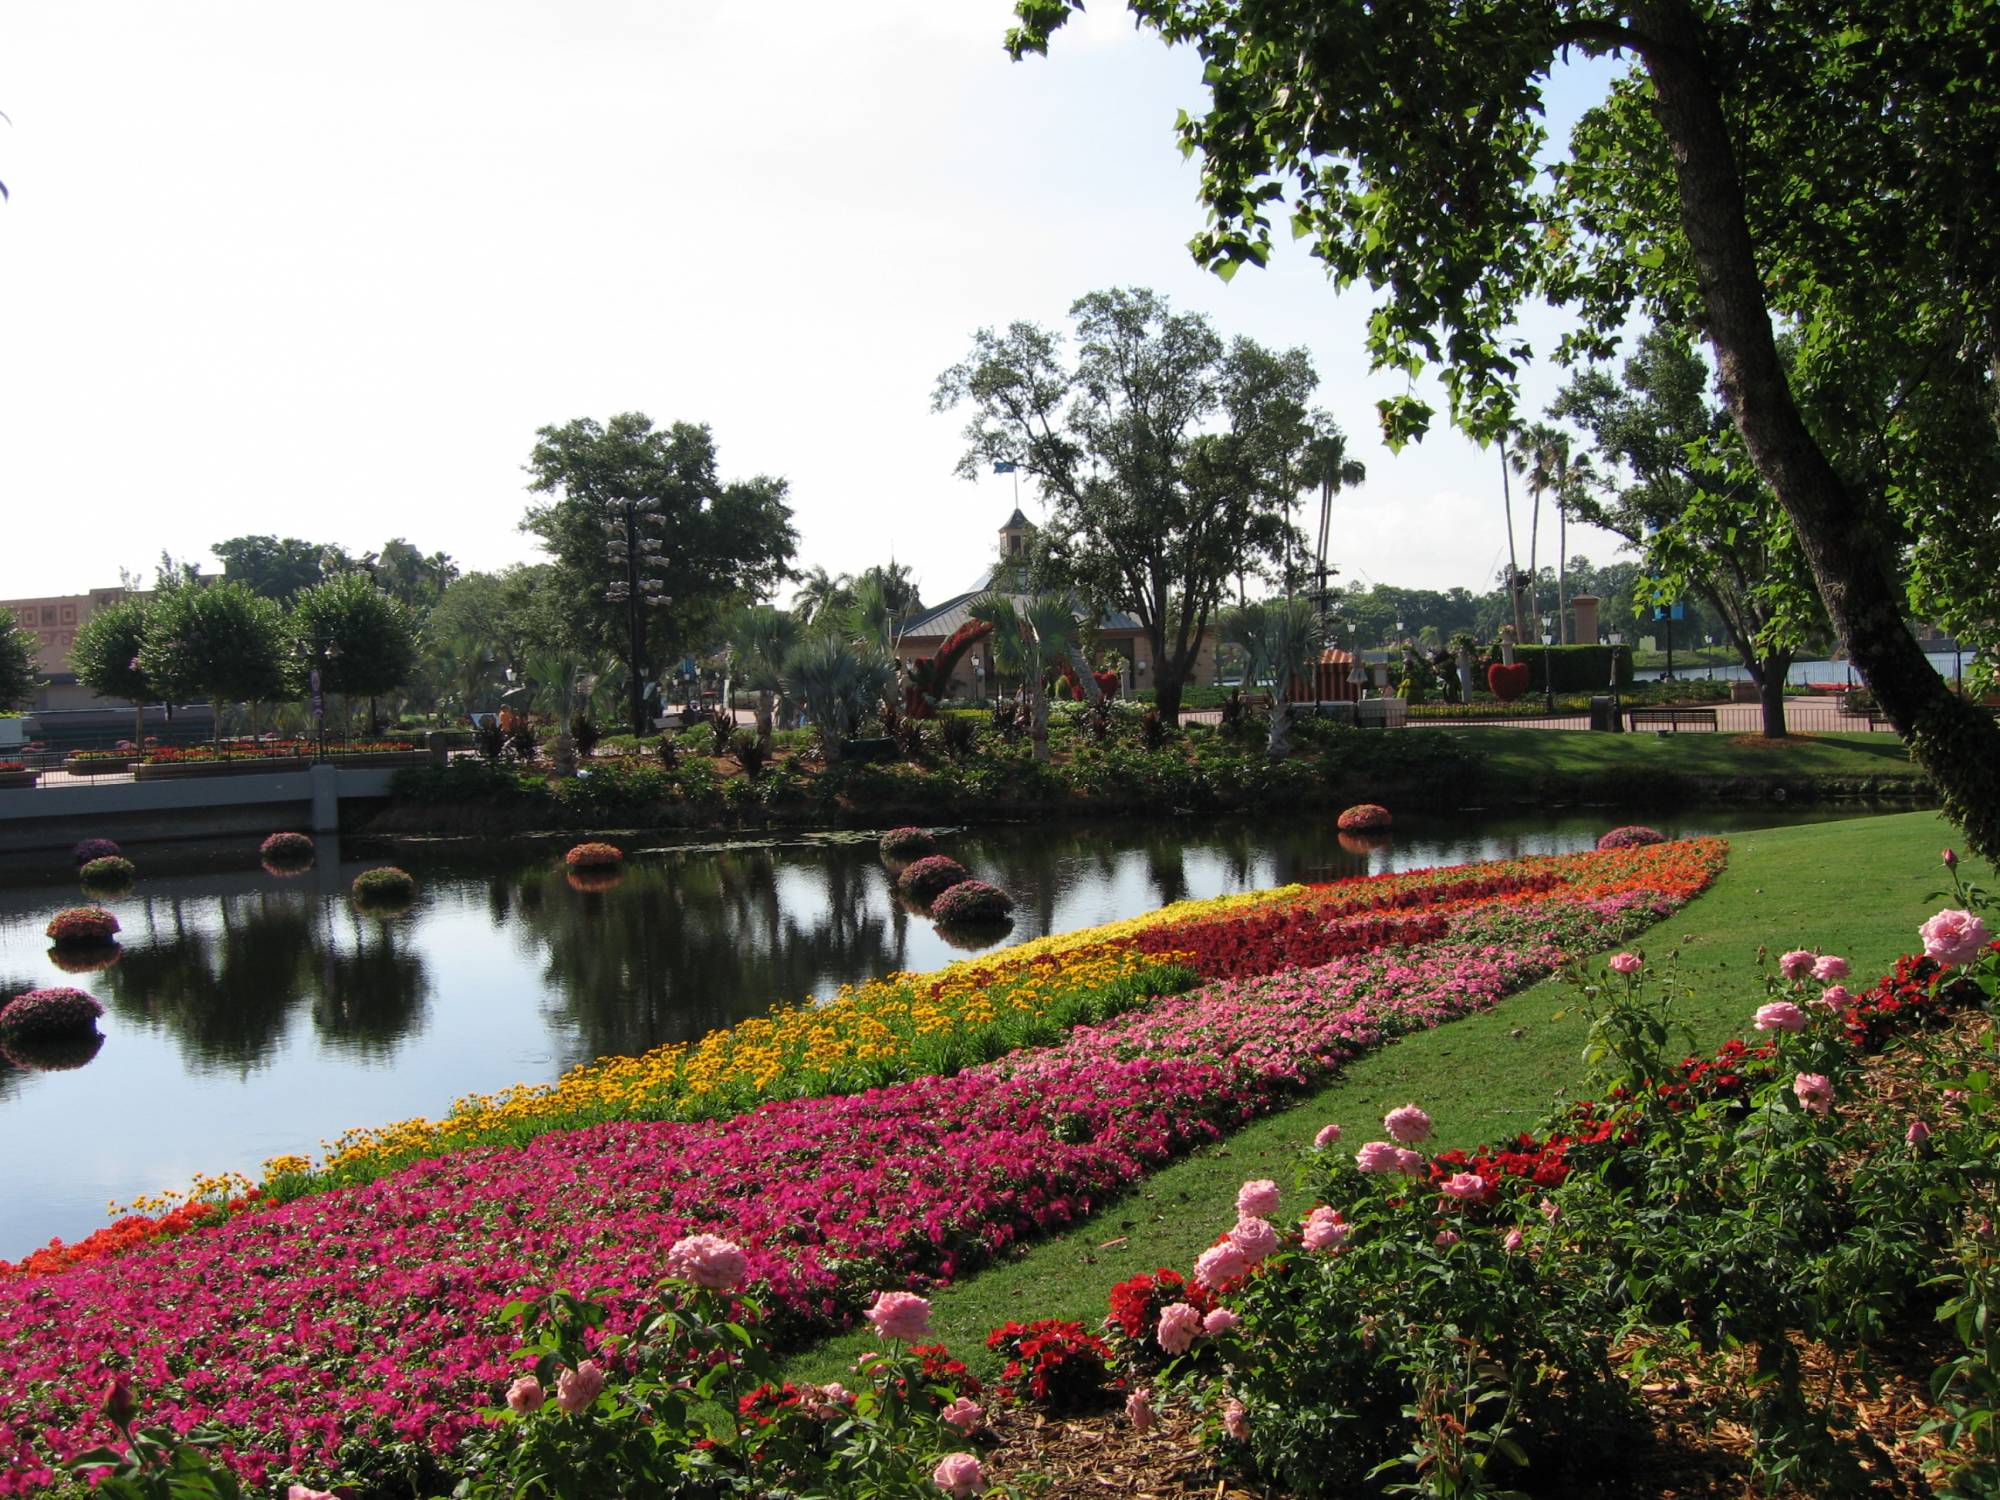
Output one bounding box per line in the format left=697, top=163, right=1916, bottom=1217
left=1481, top=642, right=1635, bottom=692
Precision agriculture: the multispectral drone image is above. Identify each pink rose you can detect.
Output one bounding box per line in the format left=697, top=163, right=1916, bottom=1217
left=1395, top=1148, right=1428, bottom=1178
left=1384, top=1103, right=1433, bottom=1143
left=1313, top=1122, right=1342, bottom=1149
left=1608, top=952, right=1643, bottom=975
left=505, top=1374, right=545, bottom=1414
left=1228, top=1215, right=1279, bottom=1264
left=1754, top=1001, right=1807, bottom=1033
left=1434, top=1228, right=1459, bottom=1247
left=288, top=1489, right=337, bottom=1500
left=1301, top=1206, right=1350, bottom=1251
left=1194, top=1240, right=1250, bottom=1288
left=1126, top=1388, right=1156, bottom=1432
left=932, top=1452, right=987, bottom=1497
left=804, top=1382, right=852, bottom=1419
left=1812, top=954, right=1849, bottom=982
left=1944, top=848, right=1959, bottom=870
left=1236, top=1178, right=1281, bottom=1217
left=1439, top=1171, right=1489, bottom=1202
left=1779, top=949, right=1817, bottom=980
left=1203, top=1307, right=1240, bottom=1336
left=1907, top=1119, right=1932, bottom=1147
left=865, top=1290, right=933, bottom=1342
left=1922, top=909, right=1992, bottom=968
left=554, top=1359, right=606, bottom=1415
left=1355, top=1140, right=1403, bottom=1173
left=664, top=1232, right=749, bottom=1291
left=1222, top=1398, right=1250, bottom=1441
left=1538, top=1197, right=1560, bottom=1224
left=1503, top=1227, right=1524, bottom=1252
left=1816, top=984, right=1852, bottom=1011
left=1793, top=1072, right=1833, bottom=1116
left=940, top=1396, right=984, bottom=1435
left=1156, top=1301, right=1202, bottom=1355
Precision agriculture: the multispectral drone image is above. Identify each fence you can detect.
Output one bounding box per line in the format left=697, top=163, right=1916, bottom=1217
left=1, top=733, right=442, bottom=791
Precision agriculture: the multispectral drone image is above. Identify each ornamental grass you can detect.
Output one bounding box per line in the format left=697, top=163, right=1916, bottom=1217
left=44, top=907, right=119, bottom=946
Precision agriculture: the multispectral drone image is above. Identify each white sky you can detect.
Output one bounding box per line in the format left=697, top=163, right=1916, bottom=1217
left=0, top=0, right=1636, bottom=608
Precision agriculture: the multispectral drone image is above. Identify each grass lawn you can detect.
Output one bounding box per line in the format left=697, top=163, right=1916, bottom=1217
left=786, top=808, right=1981, bottom=1385
left=1459, top=725, right=1925, bottom=783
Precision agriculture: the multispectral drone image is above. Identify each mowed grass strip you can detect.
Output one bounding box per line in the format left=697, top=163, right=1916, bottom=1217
left=787, top=809, right=1979, bottom=1384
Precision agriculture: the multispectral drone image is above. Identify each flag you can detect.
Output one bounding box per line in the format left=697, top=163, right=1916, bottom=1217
left=992, top=460, right=1018, bottom=474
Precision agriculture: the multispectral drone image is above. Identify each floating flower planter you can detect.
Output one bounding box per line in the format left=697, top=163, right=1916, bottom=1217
left=351, top=867, right=417, bottom=914
left=1336, top=803, right=1393, bottom=832
left=78, top=856, right=137, bottom=893
left=45, top=907, right=120, bottom=947
left=261, top=832, right=316, bottom=864
left=71, top=839, right=122, bottom=867
left=897, top=855, right=972, bottom=904
left=0, top=985, right=105, bottom=1042
left=1597, top=825, right=1667, bottom=850
left=930, top=880, right=1015, bottom=926
left=563, top=842, right=624, bottom=871
left=879, top=826, right=939, bottom=860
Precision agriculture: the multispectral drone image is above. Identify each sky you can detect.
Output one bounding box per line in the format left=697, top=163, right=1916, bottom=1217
left=0, top=1, right=1638, bottom=610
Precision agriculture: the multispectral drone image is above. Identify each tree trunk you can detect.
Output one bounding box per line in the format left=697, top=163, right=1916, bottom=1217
left=1638, top=0, right=2000, bottom=853
left=1265, top=699, right=1293, bottom=760
left=755, top=688, right=774, bottom=747
left=1030, top=676, right=1052, bottom=763
left=1756, top=657, right=1789, bottom=740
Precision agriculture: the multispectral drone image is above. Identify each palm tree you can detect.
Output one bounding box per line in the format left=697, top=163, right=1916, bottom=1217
left=969, top=593, right=1082, bottom=763
left=793, top=566, right=853, bottom=629
left=1302, top=420, right=1367, bottom=608
left=1220, top=599, right=1326, bottom=758
left=728, top=605, right=802, bottom=746
left=781, top=634, right=894, bottom=764
left=1511, top=425, right=1596, bottom=644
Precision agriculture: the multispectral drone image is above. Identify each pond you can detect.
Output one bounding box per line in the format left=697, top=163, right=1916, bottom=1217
left=0, top=805, right=1899, bottom=1257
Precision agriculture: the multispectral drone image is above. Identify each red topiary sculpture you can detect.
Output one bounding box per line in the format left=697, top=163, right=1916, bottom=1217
left=1487, top=662, right=1531, bottom=702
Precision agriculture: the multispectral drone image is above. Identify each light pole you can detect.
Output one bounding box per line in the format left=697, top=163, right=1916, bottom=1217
left=605, top=497, right=674, bottom=738
left=1541, top=614, right=1556, bottom=712
left=1607, top=630, right=1624, bottom=730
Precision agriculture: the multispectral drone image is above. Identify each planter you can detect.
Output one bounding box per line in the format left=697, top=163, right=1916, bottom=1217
left=64, top=755, right=134, bottom=776
left=136, top=757, right=310, bottom=781
left=0, top=769, right=38, bottom=789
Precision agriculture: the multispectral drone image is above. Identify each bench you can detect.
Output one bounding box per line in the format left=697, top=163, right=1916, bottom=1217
left=1625, top=707, right=1719, bottom=733
left=1239, top=691, right=1274, bottom=712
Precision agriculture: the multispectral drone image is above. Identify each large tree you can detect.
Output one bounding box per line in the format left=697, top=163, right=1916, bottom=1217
left=524, top=414, right=797, bottom=737
left=211, top=535, right=353, bottom=601
left=1553, top=327, right=1825, bottom=736
left=0, top=622, right=38, bottom=711
left=138, top=580, right=288, bottom=726
left=69, top=597, right=154, bottom=743
left=934, top=287, right=1318, bottom=723
left=1008, top=0, right=2000, bottom=853
left=288, top=572, right=419, bottom=733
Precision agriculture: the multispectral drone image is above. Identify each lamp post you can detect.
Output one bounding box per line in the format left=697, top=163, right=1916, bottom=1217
left=1541, top=614, right=1556, bottom=712
left=1607, top=631, right=1624, bottom=731
left=604, top=496, right=676, bottom=738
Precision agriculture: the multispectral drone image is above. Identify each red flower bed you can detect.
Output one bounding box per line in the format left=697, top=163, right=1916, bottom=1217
left=1134, top=910, right=1450, bottom=980
left=987, top=1319, right=1116, bottom=1410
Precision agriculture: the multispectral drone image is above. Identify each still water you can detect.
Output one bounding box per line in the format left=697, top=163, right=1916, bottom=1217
left=0, top=807, right=1895, bottom=1257
left=1630, top=649, right=1966, bottom=685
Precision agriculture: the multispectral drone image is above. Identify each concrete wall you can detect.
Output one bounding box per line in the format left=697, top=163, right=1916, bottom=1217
left=0, top=765, right=400, bottom=853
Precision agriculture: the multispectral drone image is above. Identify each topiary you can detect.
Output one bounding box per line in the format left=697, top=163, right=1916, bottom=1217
left=930, top=880, right=1016, bottom=926
left=0, top=986, right=105, bottom=1041
left=260, top=831, right=315, bottom=865
left=1597, top=825, right=1668, bottom=850
left=351, top=867, right=417, bottom=909
left=78, top=856, right=137, bottom=891
left=1336, top=803, right=1394, bottom=832
left=879, top=826, right=939, bottom=859
left=71, top=838, right=122, bottom=867
left=897, top=855, right=972, bottom=904
left=46, top=907, right=120, bottom=946
left=564, top=842, right=624, bottom=870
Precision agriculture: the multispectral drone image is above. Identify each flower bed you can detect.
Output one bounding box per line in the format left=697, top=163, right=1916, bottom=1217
left=0, top=842, right=1726, bottom=1493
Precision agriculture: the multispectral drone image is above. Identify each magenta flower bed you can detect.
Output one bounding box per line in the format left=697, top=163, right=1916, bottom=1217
left=0, top=873, right=1709, bottom=1492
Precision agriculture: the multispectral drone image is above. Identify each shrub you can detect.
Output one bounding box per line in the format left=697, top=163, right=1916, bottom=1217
left=0, top=986, right=104, bottom=1040
left=474, top=718, right=506, bottom=762
left=351, top=867, right=417, bottom=903
left=564, top=842, right=624, bottom=871
left=940, top=716, right=978, bottom=758
left=46, top=907, right=120, bottom=945
left=655, top=732, right=680, bottom=770
left=1336, top=803, right=1393, bottom=831
left=731, top=730, right=770, bottom=781
left=260, top=831, right=315, bottom=863
left=78, top=856, right=137, bottom=889
left=930, top=880, right=1015, bottom=926
left=879, top=827, right=938, bottom=859
left=987, top=1319, right=1115, bottom=1412
left=897, top=855, right=971, bottom=903
left=1597, top=825, right=1667, bottom=850
left=568, top=711, right=602, bottom=760
left=71, top=838, right=122, bottom=867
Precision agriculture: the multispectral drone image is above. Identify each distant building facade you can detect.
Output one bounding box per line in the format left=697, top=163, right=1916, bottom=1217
left=891, top=511, right=1217, bottom=700
left=3, top=586, right=133, bottom=712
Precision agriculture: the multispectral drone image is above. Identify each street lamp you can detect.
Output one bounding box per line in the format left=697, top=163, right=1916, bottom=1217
left=1607, top=631, right=1624, bottom=731
left=1541, top=614, right=1556, bottom=711
left=604, top=497, right=678, bottom=737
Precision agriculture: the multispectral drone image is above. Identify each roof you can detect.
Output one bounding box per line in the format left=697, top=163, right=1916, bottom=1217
left=897, top=586, right=1144, bottom=643
left=1001, top=507, right=1034, bottom=532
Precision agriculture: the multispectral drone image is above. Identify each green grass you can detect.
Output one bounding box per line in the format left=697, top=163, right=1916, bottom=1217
left=784, top=809, right=1982, bottom=1385
left=1463, top=725, right=1924, bottom=781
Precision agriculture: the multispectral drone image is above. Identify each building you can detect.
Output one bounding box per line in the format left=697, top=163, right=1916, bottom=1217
left=890, top=511, right=1217, bottom=700
left=4, top=586, right=133, bottom=713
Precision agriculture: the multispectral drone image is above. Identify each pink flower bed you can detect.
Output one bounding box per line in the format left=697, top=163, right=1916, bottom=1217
left=0, top=853, right=1720, bottom=1493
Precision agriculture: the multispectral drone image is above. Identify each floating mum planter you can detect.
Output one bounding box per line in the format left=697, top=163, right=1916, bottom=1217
left=351, top=867, right=417, bottom=912
left=45, top=907, right=120, bottom=946
left=879, top=826, right=938, bottom=859
left=71, top=838, right=122, bottom=867
left=564, top=842, right=624, bottom=871
left=1336, top=804, right=1394, bottom=832
left=78, top=856, right=137, bottom=892
left=897, top=855, right=971, bottom=904
left=0, top=986, right=105, bottom=1041
left=930, top=880, right=1015, bottom=926
left=1598, top=826, right=1668, bottom=850
left=260, top=832, right=316, bottom=866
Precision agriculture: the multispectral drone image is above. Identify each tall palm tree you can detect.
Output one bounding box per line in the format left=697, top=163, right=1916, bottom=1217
left=793, top=566, right=852, bottom=629
left=1511, top=425, right=1596, bottom=644
left=1303, top=421, right=1367, bottom=608
left=969, top=593, right=1082, bottom=763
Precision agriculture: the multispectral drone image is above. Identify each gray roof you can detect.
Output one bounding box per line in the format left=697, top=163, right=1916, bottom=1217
left=898, top=585, right=1143, bottom=643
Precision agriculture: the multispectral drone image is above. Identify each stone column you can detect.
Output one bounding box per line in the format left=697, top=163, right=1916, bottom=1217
left=1571, top=595, right=1602, bottom=645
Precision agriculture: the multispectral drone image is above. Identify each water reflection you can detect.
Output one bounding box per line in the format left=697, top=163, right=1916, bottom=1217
left=0, top=804, right=1908, bottom=1255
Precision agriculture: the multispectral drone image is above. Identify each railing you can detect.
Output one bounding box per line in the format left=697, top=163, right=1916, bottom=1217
left=1, top=735, right=438, bottom=791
